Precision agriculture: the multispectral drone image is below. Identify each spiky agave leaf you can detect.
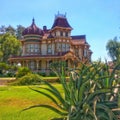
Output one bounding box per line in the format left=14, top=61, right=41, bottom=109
left=28, top=87, right=67, bottom=111
left=86, top=89, right=111, bottom=103
left=96, top=103, right=118, bottom=120
left=22, top=104, right=68, bottom=116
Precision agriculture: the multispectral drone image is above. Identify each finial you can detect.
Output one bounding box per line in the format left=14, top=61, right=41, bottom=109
left=55, top=11, right=66, bottom=19
left=58, top=11, right=59, bottom=15
left=32, top=17, right=35, bottom=24
left=65, top=12, right=67, bottom=17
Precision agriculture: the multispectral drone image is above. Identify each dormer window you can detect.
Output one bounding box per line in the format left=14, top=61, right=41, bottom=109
left=56, top=31, right=60, bottom=36
left=63, top=32, right=65, bottom=37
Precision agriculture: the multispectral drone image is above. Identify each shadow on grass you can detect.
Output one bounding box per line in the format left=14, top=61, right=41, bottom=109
left=51, top=117, right=66, bottom=120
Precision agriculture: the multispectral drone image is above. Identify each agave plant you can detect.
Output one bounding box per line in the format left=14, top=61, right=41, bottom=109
left=23, top=61, right=120, bottom=120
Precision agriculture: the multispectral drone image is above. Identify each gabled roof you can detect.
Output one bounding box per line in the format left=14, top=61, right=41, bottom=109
left=47, top=34, right=54, bottom=38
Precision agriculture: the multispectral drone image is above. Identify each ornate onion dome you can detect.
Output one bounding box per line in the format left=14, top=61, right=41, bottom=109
left=22, top=18, right=43, bottom=36
left=51, top=13, right=72, bottom=29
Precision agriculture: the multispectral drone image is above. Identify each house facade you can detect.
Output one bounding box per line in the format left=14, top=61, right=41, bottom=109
left=9, top=13, right=92, bottom=73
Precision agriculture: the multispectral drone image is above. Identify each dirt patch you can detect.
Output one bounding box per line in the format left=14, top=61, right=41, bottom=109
left=0, top=78, right=16, bottom=85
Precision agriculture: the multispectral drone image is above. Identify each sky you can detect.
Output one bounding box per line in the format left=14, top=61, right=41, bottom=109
left=1, top=0, right=120, bottom=61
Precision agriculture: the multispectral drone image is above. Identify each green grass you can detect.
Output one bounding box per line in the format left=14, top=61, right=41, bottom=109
left=0, top=84, right=63, bottom=120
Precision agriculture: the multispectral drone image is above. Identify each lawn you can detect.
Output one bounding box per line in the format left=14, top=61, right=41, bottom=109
left=0, top=84, right=63, bottom=120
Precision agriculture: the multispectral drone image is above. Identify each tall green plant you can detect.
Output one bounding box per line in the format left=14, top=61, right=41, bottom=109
left=23, top=61, right=120, bottom=120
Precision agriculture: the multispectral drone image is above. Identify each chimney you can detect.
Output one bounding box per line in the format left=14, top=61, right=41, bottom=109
left=43, top=26, right=47, bottom=31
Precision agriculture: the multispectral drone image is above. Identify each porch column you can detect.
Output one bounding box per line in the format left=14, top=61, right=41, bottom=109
left=46, top=59, right=51, bottom=75
left=36, top=60, right=39, bottom=71
left=26, top=60, right=29, bottom=68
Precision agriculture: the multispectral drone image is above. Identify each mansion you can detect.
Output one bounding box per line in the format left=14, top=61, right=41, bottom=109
left=9, top=13, right=92, bottom=73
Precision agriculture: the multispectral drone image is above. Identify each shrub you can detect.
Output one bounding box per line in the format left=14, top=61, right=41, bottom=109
left=12, top=73, right=41, bottom=85
left=49, top=71, right=57, bottom=77
left=38, top=72, right=46, bottom=77
left=4, top=71, right=15, bottom=77
left=16, top=67, right=31, bottom=78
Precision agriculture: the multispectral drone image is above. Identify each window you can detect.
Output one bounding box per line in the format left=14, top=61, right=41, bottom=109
left=26, top=44, right=29, bottom=53
left=30, top=44, right=34, bottom=52
left=49, top=60, right=52, bottom=67
left=26, top=44, right=40, bottom=54
left=66, top=44, right=70, bottom=51
left=47, top=44, right=52, bottom=54
left=62, top=43, right=66, bottom=52
left=65, top=32, right=68, bottom=37
left=60, top=31, right=63, bottom=36
left=56, top=31, right=60, bottom=36
left=84, top=49, right=87, bottom=57
left=57, top=43, right=61, bottom=52
left=29, top=61, right=35, bottom=70
left=34, top=44, right=40, bottom=53
left=75, top=49, right=79, bottom=56
left=79, top=48, right=82, bottom=59
left=54, top=32, right=56, bottom=36
left=63, top=32, right=65, bottom=37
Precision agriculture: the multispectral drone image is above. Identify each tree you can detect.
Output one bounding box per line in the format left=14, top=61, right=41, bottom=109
left=6, top=25, right=16, bottom=36
left=0, top=62, right=8, bottom=74
left=16, top=25, right=25, bottom=39
left=0, top=25, right=6, bottom=34
left=0, top=33, right=21, bottom=62
left=106, top=37, right=120, bottom=63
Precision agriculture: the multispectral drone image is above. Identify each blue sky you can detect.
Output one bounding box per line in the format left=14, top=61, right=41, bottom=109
left=1, top=0, right=120, bottom=61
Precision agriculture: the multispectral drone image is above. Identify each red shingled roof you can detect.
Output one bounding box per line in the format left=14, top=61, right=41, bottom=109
left=71, top=35, right=86, bottom=40
left=52, top=16, right=72, bottom=29
left=22, top=18, right=43, bottom=36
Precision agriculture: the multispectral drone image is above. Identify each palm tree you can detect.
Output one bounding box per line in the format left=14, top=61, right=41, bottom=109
left=23, top=61, right=120, bottom=120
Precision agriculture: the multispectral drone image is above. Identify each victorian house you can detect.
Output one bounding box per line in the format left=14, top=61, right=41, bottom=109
left=9, top=13, right=92, bottom=73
